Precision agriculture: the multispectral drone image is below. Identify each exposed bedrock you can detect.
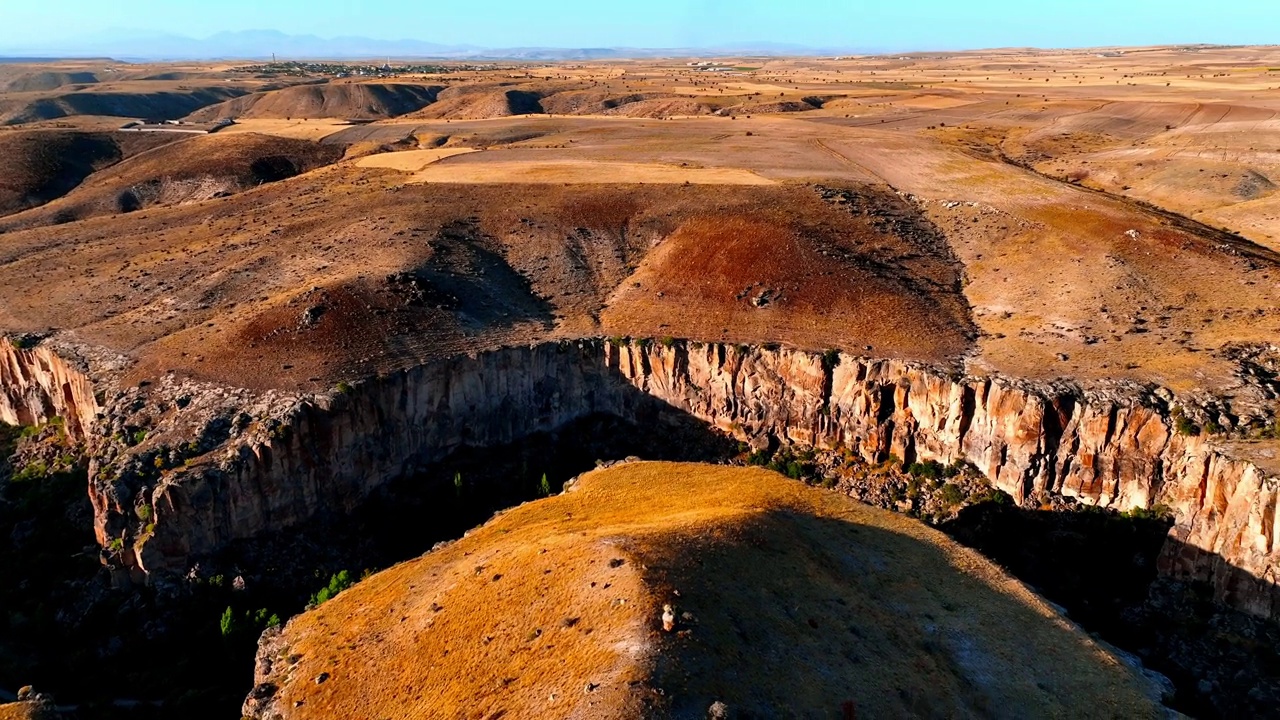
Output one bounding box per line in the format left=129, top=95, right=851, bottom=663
left=2, top=336, right=1278, bottom=617
left=0, top=340, right=100, bottom=440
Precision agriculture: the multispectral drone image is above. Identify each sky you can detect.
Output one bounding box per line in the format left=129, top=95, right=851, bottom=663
left=1, top=0, right=1277, bottom=51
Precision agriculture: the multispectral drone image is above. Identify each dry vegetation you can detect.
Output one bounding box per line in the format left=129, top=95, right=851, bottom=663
left=3, top=133, right=345, bottom=227
left=251, top=462, right=1167, bottom=719
left=4, top=48, right=1280, bottom=718
left=2, top=47, right=1279, bottom=398
left=0, top=129, right=180, bottom=216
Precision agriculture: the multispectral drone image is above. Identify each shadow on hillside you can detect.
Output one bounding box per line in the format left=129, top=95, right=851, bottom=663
left=124, top=385, right=740, bottom=719
left=639, top=508, right=1170, bottom=719
left=385, top=219, right=557, bottom=332
left=940, top=501, right=1280, bottom=719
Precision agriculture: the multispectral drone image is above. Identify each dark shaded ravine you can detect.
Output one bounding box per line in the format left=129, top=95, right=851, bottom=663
left=4, top=337, right=1280, bottom=717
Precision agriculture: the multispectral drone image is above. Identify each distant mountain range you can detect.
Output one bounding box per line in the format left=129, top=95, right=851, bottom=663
left=0, top=29, right=848, bottom=61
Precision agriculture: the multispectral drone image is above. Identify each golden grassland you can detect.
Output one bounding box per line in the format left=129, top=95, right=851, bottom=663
left=259, top=462, right=1166, bottom=719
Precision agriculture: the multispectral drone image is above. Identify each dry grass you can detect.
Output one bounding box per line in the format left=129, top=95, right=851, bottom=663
left=216, top=118, right=353, bottom=141
left=404, top=159, right=775, bottom=185
left=186, top=82, right=442, bottom=122
left=4, top=132, right=345, bottom=228
left=0, top=129, right=179, bottom=215
left=353, top=147, right=478, bottom=171
left=0, top=702, right=53, bottom=720
left=3, top=50, right=1280, bottom=397
left=256, top=462, right=1167, bottom=719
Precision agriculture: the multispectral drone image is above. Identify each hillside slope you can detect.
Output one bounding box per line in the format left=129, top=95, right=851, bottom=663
left=245, top=462, right=1169, bottom=719
left=0, top=130, right=182, bottom=217
left=185, top=82, right=442, bottom=121
left=2, top=132, right=346, bottom=228
left=0, top=86, right=248, bottom=125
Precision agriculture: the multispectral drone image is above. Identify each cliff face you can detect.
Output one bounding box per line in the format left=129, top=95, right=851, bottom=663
left=0, top=340, right=99, bottom=440
left=608, top=342, right=1280, bottom=618
left=128, top=343, right=670, bottom=576
left=4, top=337, right=1278, bottom=617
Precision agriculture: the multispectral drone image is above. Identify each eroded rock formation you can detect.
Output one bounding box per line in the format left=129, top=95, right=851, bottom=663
left=3, top=335, right=1278, bottom=618
left=0, top=340, right=100, bottom=440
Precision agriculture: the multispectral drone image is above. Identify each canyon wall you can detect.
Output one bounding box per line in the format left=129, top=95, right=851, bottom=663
left=0, top=340, right=99, bottom=440
left=124, top=342, right=671, bottom=576
left=3, top=337, right=1277, bottom=617
left=608, top=341, right=1279, bottom=618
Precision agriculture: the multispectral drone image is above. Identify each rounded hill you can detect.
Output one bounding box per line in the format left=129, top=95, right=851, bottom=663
left=3, top=132, right=345, bottom=227
left=245, top=462, right=1170, bottom=719
left=185, top=82, right=443, bottom=121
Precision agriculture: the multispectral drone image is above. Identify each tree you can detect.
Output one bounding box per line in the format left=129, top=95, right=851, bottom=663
left=219, top=606, right=236, bottom=637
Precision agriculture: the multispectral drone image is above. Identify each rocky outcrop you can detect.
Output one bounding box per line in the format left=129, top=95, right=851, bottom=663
left=0, top=339, right=99, bottom=440
left=4, top=336, right=1279, bottom=618
left=116, top=342, right=677, bottom=576
left=608, top=341, right=1280, bottom=618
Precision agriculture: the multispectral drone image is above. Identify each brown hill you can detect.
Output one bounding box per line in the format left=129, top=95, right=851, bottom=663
left=720, top=100, right=821, bottom=115
left=601, top=98, right=715, bottom=118
left=0, top=86, right=249, bottom=125
left=2, top=133, right=346, bottom=228
left=185, top=82, right=442, bottom=121
left=1, top=71, right=99, bottom=93
left=0, top=129, right=182, bottom=217
left=410, top=84, right=546, bottom=119
left=0, top=177, right=976, bottom=390
left=601, top=186, right=973, bottom=359
left=244, top=462, right=1169, bottom=719
left=539, top=89, right=663, bottom=115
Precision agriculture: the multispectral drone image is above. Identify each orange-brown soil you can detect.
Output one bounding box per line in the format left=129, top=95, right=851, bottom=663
left=2, top=132, right=345, bottom=228
left=1, top=47, right=1279, bottom=400
left=251, top=462, right=1167, bottom=720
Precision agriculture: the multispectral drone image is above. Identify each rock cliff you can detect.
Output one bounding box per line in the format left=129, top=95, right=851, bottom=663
left=0, top=340, right=100, bottom=440
left=4, top=335, right=1278, bottom=618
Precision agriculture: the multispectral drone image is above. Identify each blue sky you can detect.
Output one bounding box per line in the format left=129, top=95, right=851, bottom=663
left=2, top=0, right=1277, bottom=50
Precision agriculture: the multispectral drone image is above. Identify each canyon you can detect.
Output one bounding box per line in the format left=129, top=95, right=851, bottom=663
left=5, top=45, right=1280, bottom=718
left=5, top=335, right=1276, bottom=620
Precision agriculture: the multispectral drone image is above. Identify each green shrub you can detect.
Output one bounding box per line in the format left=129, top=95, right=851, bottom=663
left=309, top=570, right=354, bottom=608
left=938, top=483, right=965, bottom=506
left=334, top=381, right=354, bottom=394
left=539, top=473, right=552, bottom=497
left=219, top=606, right=236, bottom=637
left=12, top=460, right=50, bottom=483
left=137, top=504, right=152, bottom=522
left=1172, top=408, right=1200, bottom=437
left=969, top=487, right=1013, bottom=506
left=907, top=460, right=945, bottom=480
left=821, top=349, right=841, bottom=372
left=906, top=475, right=924, bottom=500
left=1124, top=503, right=1173, bottom=522
left=659, top=336, right=676, bottom=348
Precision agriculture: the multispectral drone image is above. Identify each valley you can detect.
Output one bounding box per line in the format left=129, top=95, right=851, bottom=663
left=2, top=43, right=1280, bottom=719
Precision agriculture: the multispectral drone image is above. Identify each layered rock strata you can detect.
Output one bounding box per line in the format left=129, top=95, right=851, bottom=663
left=3, top=336, right=1277, bottom=617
